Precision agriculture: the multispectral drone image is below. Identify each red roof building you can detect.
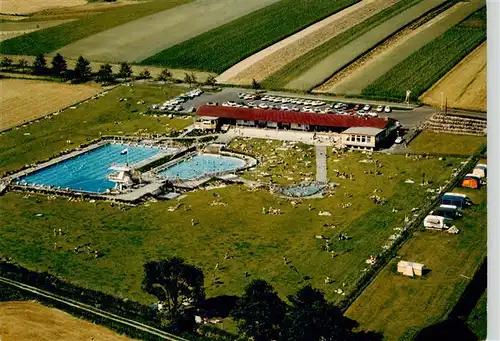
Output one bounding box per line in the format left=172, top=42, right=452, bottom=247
left=196, top=105, right=391, bottom=130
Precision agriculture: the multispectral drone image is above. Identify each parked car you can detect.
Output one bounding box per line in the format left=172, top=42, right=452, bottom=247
left=354, top=104, right=360, bottom=110
left=363, top=104, right=371, bottom=111
left=206, top=102, right=217, bottom=106
left=334, top=102, right=343, bottom=109
left=291, top=106, right=300, bottom=112
left=376, top=105, right=384, bottom=112
left=259, top=103, right=269, bottom=109
left=384, top=106, right=392, bottom=113
left=395, top=136, right=404, bottom=144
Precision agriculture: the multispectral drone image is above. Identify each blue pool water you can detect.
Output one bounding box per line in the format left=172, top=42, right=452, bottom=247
left=18, top=144, right=167, bottom=193
left=159, top=154, right=246, bottom=181
left=280, top=183, right=325, bottom=197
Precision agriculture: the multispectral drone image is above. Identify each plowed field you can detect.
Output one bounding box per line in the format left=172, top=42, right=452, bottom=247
left=0, top=0, right=86, bottom=15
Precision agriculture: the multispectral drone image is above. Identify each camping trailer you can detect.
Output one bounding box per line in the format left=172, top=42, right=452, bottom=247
left=431, top=204, right=461, bottom=221
left=441, top=192, right=471, bottom=209
left=424, top=215, right=447, bottom=229
left=461, top=174, right=481, bottom=189
left=472, top=164, right=487, bottom=178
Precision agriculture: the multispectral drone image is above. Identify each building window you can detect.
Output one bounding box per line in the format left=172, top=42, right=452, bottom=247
left=361, top=136, right=366, bottom=143
left=367, top=136, right=371, bottom=143
left=356, top=135, right=361, bottom=142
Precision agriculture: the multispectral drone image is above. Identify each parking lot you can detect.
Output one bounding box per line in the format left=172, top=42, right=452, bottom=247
left=149, top=88, right=393, bottom=117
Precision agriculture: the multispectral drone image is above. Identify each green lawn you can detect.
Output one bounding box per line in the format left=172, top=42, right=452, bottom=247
left=467, top=292, right=487, bottom=340
left=262, top=0, right=422, bottom=89
left=408, top=132, right=486, bottom=155
left=228, top=138, right=316, bottom=185
left=0, top=0, right=192, bottom=55
left=361, top=7, right=486, bottom=101
left=345, top=186, right=487, bottom=341
left=140, top=0, right=358, bottom=73
left=0, top=148, right=462, bottom=308
left=0, top=84, right=192, bottom=176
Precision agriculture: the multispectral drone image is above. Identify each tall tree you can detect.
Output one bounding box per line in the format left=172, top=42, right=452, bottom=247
left=142, top=257, right=204, bottom=321
left=284, top=285, right=353, bottom=341
left=51, top=53, right=67, bottom=76
left=118, top=61, right=133, bottom=81
left=0, top=57, right=13, bottom=70
left=32, top=54, right=48, bottom=74
left=156, top=68, right=173, bottom=83
left=96, top=63, right=115, bottom=84
left=204, top=74, right=217, bottom=89
left=231, top=279, right=286, bottom=341
left=252, top=78, right=261, bottom=90
left=73, top=56, right=92, bottom=82
left=18, top=58, right=29, bottom=73
left=138, top=69, right=151, bottom=80
left=184, top=73, right=193, bottom=88
left=189, top=72, right=197, bottom=87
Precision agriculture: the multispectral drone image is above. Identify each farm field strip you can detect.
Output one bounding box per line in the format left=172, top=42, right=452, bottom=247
left=56, top=0, right=280, bottom=63
left=0, top=301, right=136, bottom=341
left=0, top=0, right=193, bottom=56
left=0, top=0, right=86, bottom=15
left=283, top=0, right=448, bottom=91
left=217, top=0, right=397, bottom=85
left=0, top=19, right=76, bottom=42
left=139, top=0, right=358, bottom=73
left=346, top=187, right=487, bottom=341
left=0, top=79, right=102, bottom=131
left=318, top=1, right=483, bottom=95
left=420, top=41, right=486, bottom=112
left=361, top=6, right=486, bottom=102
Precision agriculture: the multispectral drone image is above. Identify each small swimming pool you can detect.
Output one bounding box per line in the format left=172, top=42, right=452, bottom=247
left=280, top=183, right=326, bottom=197
left=18, top=144, right=173, bottom=193
left=159, top=154, right=246, bottom=181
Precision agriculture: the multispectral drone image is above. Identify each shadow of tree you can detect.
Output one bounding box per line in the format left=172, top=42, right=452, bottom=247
left=199, top=295, right=239, bottom=318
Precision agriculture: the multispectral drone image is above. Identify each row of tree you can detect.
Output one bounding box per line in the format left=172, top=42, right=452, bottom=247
left=1, top=54, right=217, bottom=87
left=142, top=257, right=383, bottom=341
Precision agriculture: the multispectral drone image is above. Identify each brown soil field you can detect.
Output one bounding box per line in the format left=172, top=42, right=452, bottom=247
left=0, top=301, right=136, bottom=341
left=0, top=54, right=213, bottom=82
left=420, top=41, right=486, bottom=112
left=0, top=0, right=87, bottom=15
left=0, top=79, right=101, bottom=131
left=219, top=0, right=398, bottom=85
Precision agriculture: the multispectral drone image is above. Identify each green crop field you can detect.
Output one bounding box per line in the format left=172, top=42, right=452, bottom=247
left=0, top=84, right=192, bottom=176
left=346, top=186, right=487, bottom=341
left=262, top=0, right=423, bottom=90
left=0, top=0, right=192, bottom=56
left=361, top=7, right=486, bottom=102
left=140, top=0, right=358, bottom=73
left=408, top=132, right=486, bottom=155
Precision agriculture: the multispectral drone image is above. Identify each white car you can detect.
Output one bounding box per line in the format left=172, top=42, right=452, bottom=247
left=243, top=95, right=253, bottom=100
left=357, top=110, right=366, bottom=116
left=395, top=136, right=404, bottom=144
left=334, top=102, right=343, bottom=109
left=303, top=100, right=312, bottom=105
left=291, top=106, right=300, bottom=112
left=363, top=104, right=371, bottom=111
left=280, top=105, right=290, bottom=111
left=384, top=106, right=392, bottom=113
left=376, top=105, right=384, bottom=112
left=368, top=112, right=378, bottom=117
left=258, top=103, right=269, bottom=109
left=295, top=100, right=304, bottom=105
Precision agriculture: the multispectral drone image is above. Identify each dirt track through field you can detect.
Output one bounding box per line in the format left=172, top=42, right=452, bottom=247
left=318, top=0, right=484, bottom=94
left=0, top=0, right=87, bottom=15
left=420, top=42, right=486, bottom=112
left=0, top=301, right=136, bottom=341
left=56, top=0, right=279, bottom=63
left=216, top=0, right=398, bottom=85
left=0, top=79, right=101, bottom=131
left=285, top=0, right=448, bottom=91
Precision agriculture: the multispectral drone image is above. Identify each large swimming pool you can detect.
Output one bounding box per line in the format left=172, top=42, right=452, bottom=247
left=159, top=154, right=246, bottom=181
left=18, top=144, right=170, bottom=193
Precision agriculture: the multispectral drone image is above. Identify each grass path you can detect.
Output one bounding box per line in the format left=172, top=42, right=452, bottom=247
left=321, top=1, right=483, bottom=95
